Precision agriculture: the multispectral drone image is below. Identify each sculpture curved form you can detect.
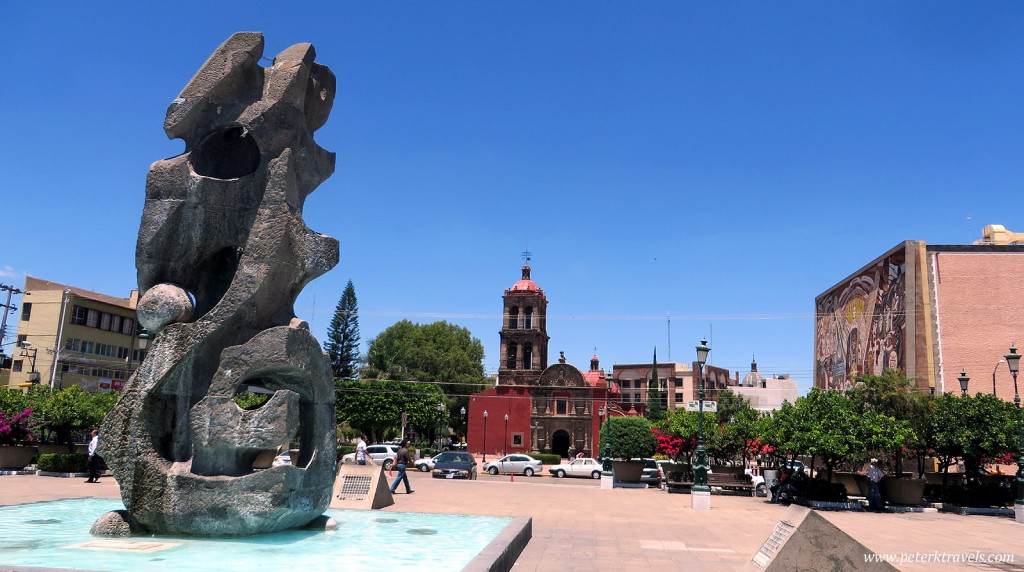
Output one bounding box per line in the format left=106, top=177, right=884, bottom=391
left=95, top=32, right=338, bottom=536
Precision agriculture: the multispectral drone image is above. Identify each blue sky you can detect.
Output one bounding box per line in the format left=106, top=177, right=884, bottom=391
left=2, top=2, right=1021, bottom=394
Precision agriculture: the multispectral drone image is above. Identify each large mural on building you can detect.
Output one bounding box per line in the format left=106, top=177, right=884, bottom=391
left=815, top=250, right=906, bottom=390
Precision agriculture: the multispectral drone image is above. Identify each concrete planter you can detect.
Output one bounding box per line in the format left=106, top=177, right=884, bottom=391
left=611, top=460, right=644, bottom=483
left=833, top=472, right=864, bottom=497
left=0, top=445, right=37, bottom=470
left=880, top=477, right=926, bottom=506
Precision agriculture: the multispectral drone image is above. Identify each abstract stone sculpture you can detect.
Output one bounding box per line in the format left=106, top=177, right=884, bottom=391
left=94, top=32, right=339, bottom=536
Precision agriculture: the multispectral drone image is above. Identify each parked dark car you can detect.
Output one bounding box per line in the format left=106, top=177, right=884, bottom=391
left=431, top=451, right=478, bottom=480
left=639, top=458, right=663, bottom=487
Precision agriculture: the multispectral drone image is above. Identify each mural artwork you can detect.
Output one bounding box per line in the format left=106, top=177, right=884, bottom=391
left=815, top=251, right=906, bottom=390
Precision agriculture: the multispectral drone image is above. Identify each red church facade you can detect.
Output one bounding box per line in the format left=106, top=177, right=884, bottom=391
left=466, top=264, right=624, bottom=459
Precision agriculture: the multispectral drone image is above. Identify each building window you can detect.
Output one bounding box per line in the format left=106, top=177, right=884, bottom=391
left=506, top=344, right=517, bottom=369
left=674, top=392, right=683, bottom=402
left=522, top=343, right=533, bottom=370
left=71, top=305, right=88, bottom=325
left=12, top=360, right=23, bottom=372
left=512, top=433, right=523, bottom=447
left=66, top=338, right=80, bottom=352
left=121, top=317, right=135, bottom=336
left=132, top=349, right=147, bottom=362
left=86, top=309, right=100, bottom=328
left=523, top=307, right=533, bottom=329
left=633, top=392, right=641, bottom=402
left=111, top=315, right=122, bottom=333
left=81, top=341, right=95, bottom=354
left=100, top=312, right=112, bottom=331
left=17, top=334, right=27, bottom=346
left=118, top=346, right=130, bottom=360
left=555, top=399, right=568, bottom=415
left=621, top=380, right=631, bottom=389
left=508, top=307, right=519, bottom=329
left=674, top=378, right=682, bottom=387
left=21, top=303, right=32, bottom=321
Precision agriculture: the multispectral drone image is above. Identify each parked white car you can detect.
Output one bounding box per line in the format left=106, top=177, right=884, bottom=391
left=415, top=454, right=441, bottom=472
left=482, top=454, right=543, bottom=476
left=746, top=469, right=767, bottom=496
left=548, top=457, right=603, bottom=479
left=341, top=444, right=400, bottom=469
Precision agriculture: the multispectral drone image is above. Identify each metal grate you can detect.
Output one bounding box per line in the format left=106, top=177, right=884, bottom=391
left=336, top=474, right=373, bottom=501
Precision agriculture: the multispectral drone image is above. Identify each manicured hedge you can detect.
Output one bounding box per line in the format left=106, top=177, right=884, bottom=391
left=530, top=453, right=561, bottom=465
left=37, top=453, right=87, bottom=473
left=336, top=444, right=357, bottom=460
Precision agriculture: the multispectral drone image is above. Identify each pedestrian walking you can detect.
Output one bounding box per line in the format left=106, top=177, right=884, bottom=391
left=389, top=440, right=414, bottom=495
left=866, top=458, right=885, bottom=511
left=355, top=435, right=369, bottom=465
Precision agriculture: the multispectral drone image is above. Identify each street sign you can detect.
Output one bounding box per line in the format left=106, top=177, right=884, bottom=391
left=685, top=400, right=718, bottom=412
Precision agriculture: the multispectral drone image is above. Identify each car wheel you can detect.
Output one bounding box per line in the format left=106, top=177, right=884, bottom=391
left=592, top=471, right=601, bottom=479
left=554, top=469, right=565, bottom=478
left=419, top=464, right=430, bottom=472
left=383, top=459, right=394, bottom=470
left=524, top=467, right=534, bottom=477
left=488, top=466, right=498, bottom=475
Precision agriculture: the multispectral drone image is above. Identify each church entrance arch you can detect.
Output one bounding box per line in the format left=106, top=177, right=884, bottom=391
left=551, top=430, right=571, bottom=458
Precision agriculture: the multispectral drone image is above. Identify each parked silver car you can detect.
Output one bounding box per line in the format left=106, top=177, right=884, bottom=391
left=341, top=444, right=400, bottom=470
left=482, top=454, right=542, bottom=476
left=548, top=457, right=603, bottom=479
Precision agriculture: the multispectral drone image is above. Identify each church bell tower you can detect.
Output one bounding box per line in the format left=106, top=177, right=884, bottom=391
left=498, top=262, right=549, bottom=386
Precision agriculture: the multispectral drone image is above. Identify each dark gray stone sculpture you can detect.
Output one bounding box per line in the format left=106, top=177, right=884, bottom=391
left=94, top=32, right=339, bottom=536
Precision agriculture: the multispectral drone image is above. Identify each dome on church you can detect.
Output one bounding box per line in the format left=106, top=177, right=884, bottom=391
left=742, top=357, right=766, bottom=387
left=511, top=265, right=542, bottom=292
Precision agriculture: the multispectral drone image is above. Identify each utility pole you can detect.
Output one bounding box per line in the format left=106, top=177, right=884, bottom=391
left=0, top=283, right=24, bottom=360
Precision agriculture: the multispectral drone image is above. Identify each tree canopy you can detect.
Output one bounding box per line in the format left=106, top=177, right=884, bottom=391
left=324, top=279, right=361, bottom=379
left=335, top=379, right=447, bottom=443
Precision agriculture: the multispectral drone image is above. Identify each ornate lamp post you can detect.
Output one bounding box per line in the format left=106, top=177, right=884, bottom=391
left=483, top=410, right=489, bottom=462
left=460, top=406, right=466, bottom=445
left=693, top=338, right=711, bottom=492
left=1004, top=345, right=1023, bottom=518
left=601, top=405, right=612, bottom=472
left=437, top=402, right=445, bottom=449
left=993, top=359, right=1006, bottom=397
left=958, top=370, right=970, bottom=396
left=503, top=413, right=510, bottom=455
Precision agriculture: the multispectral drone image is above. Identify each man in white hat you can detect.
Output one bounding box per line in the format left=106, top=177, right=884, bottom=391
left=866, top=458, right=884, bottom=511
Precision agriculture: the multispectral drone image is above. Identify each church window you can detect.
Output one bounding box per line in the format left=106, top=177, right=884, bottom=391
left=555, top=399, right=568, bottom=415
left=524, top=307, right=533, bottom=329
left=523, top=343, right=533, bottom=370
left=508, top=307, right=519, bottom=329
left=512, top=433, right=523, bottom=447
left=506, top=344, right=518, bottom=369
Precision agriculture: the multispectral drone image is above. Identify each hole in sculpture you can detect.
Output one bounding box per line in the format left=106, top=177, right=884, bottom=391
left=190, top=125, right=261, bottom=179
left=233, top=384, right=272, bottom=410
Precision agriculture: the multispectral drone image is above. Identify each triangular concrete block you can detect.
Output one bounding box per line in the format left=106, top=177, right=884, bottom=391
left=330, top=463, right=394, bottom=510
left=749, top=506, right=896, bottom=571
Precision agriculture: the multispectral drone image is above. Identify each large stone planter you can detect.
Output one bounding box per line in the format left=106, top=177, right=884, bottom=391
left=611, top=460, right=644, bottom=483
left=880, top=477, right=926, bottom=506
left=0, top=445, right=37, bottom=470
left=833, top=472, right=863, bottom=497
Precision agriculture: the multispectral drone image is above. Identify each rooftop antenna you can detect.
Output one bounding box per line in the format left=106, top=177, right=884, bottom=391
left=667, top=313, right=671, bottom=361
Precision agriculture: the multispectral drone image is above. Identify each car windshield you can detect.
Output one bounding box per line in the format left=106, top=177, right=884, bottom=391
left=438, top=452, right=472, bottom=463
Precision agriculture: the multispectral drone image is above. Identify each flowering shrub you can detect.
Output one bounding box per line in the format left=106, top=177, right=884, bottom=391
left=652, top=427, right=688, bottom=461
left=0, top=408, right=35, bottom=445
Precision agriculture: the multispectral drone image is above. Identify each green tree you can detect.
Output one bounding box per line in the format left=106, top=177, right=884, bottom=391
left=599, top=416, right=656, bottom=459
left=363, top=320, right=487, bottom=416
left=324, top=280, right=361, bottom=379
left=646, top=348, right=666, bottom=422
left=35, top=386, right=118, bottom=451
left=847, top=368, right=921, bottom=477
left=658, top=407, right=719, bottom=463
left=928, top=392, right=1018, bottom=484
left=335, top=379, right=447, bottom=443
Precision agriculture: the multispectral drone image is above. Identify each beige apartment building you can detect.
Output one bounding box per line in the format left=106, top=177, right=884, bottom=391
left=5, top=276, right=143, bottom=392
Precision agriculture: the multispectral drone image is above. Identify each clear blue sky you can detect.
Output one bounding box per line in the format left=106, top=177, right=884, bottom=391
left=2, top=2, right=1021, bottom=394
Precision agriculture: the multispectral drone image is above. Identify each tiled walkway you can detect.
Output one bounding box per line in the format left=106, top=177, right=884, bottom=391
left=2, top=472, right=1022, bottom=571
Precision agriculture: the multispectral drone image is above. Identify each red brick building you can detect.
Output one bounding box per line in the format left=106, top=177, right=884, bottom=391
left=814, top=238, right=1024, bottom=397
left=467, top=265, right=622, bottom=459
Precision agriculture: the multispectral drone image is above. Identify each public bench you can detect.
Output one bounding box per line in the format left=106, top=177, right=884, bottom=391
left=664, top=467, right=756, bottom=495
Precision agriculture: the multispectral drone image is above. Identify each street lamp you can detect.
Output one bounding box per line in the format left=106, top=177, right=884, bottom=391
left=693, top=338, right=711, bottom=492
left=599, top=406, right=611, bottom=472
left=994, top=359, right=1006, bottom=397
left=1003, top=345, right=1023, bottom=513
left=483, top=410, right=489, bottom=462
left=504, top=413, right=509, bottom=456
left=437, top=402, right=445, bottom=450
left=460, top=406, right=466, bottom=444
left=958, top=370, right=970, bottom=396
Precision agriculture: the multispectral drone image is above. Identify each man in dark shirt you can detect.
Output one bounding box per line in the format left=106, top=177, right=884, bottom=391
left=389, top=440, right=414, bottom=494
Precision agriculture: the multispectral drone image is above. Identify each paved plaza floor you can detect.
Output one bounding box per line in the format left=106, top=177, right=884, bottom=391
left=1, top=470, right=1022, bottom=571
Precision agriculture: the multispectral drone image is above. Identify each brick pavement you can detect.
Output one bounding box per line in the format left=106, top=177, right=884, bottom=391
left=1, top=471, right=1022, bottom=571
